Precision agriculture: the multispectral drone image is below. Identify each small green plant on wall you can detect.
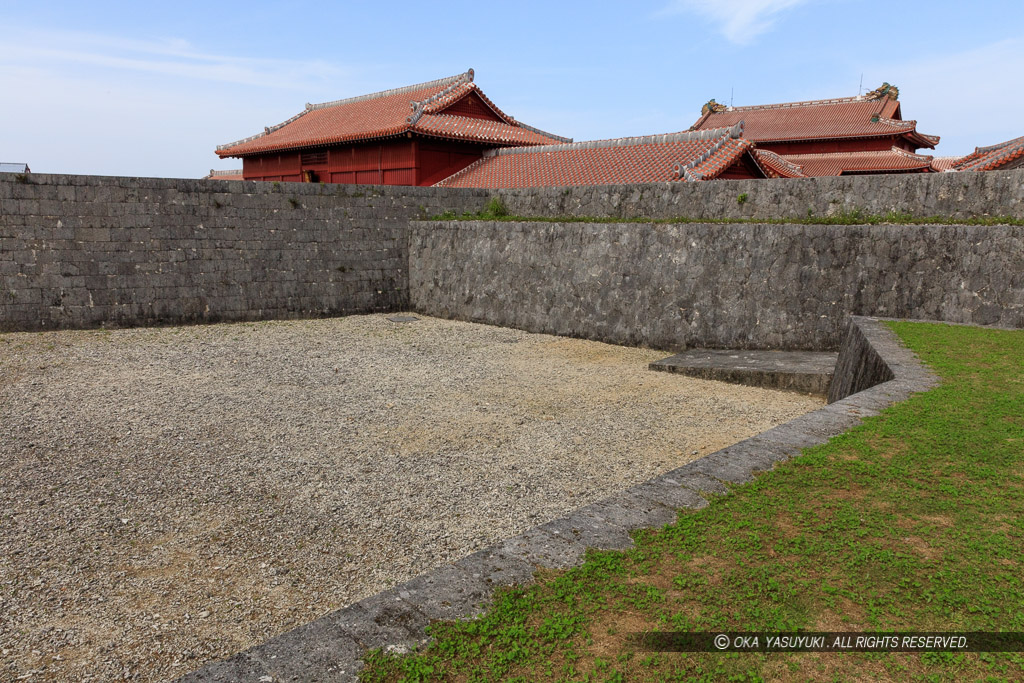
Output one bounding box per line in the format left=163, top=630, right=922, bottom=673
left=737, top=193, right=748, bottom=205
left=484, top=196, right=509, bottom=218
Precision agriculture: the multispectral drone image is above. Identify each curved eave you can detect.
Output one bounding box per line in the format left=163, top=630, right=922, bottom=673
left=903, top=131, right=940, bottom=149
left=217, top=129, right=410, bottom=158
left=411, top=127, right=559, bottom=147
left=217, top=128, right=555, bottom=158
left=839, top=165, right=933, bottom=175
left=750, top=150, right=807, bottom=179
left=748, top=130, right=922, bottom=145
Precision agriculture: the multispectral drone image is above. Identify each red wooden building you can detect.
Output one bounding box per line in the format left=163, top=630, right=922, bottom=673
left=688, top=83, right=941, bottom=177
left=435, top=123, right=775, bottom=188
left=216, top=69, right=569, bottom=186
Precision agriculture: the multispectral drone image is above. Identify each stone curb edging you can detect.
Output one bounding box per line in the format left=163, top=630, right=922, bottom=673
left=178, top=316, right=938, bottom=683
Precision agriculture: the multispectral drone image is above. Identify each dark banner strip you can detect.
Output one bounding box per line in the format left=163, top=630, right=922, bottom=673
left=630, top=632, right=1024, bottom=653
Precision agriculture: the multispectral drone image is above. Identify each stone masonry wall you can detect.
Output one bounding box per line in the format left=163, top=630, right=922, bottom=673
left=0, top=175, right=440, bottom=331
left=409, top=221, right=1024, bottom=351
left=2, top=169, right=1023, bottom=336
left=491, top=167, right=1024, bottom=221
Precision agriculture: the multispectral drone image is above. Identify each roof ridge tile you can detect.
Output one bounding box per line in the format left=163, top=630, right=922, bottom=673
left=482, top=123, right=743, bottom=159
left=407, top=71, right=476, bottom=124
left=973, top=135, right=1024, bottom=155
left=726, top=95, right=866, bottom=112
left=314, top=69, right=470, bottom=112
left=216, top=70, right=472, bottom=152
left=752, top=149, right=807, bottom=178
left=723, top=82, right=897, bottom=113
left=952, top=135, right=1024, bottom=171
left=875, top=116, right=915, bottom=129
left=674, top=125, right=746, bottom=180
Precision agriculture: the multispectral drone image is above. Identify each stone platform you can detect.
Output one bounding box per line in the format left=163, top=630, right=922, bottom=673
left=649, top=349, right=839, bottom=396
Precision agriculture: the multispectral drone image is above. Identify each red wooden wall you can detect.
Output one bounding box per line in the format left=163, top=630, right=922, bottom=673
left=417, top=142, right=484, bottom=186
left=717, top=155, right=764, bottom=180
left=440, top=92, right=504, bottom=121
left=241, top=138, right=486, bottom=186
left=758, top=136, right=910, bottom=156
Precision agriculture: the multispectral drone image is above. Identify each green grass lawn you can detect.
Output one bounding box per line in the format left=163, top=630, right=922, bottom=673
left=361, top=322, right=1024, bottom=682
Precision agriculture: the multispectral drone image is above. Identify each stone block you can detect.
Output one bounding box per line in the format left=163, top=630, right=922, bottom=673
left=454, top=548, right=537, bottom=592
left=495, top=526, right=589, bottom=569
left=333, top=592, right=430, bottom=652
left=392, top=564, right=493, bottom=622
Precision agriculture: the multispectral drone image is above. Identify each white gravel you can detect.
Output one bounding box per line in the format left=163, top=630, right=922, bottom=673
left=0, top=314, right=822, bottom=681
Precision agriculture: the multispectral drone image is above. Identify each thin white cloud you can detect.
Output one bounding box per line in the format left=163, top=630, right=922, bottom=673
left=0, top=26, right=347, bottom=89
left=659, top=0, right=810, bottom=44
left=867, top=38, right=1024, bottom=156
left=0, top=26, right=369, bottom=177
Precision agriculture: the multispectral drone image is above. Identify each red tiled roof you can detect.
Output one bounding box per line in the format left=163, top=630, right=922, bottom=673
left=929, top=157, right=961, bottom=172
left=751, top=149, right=807, bottom=179
left=434, top=123, right=755, bottom=188
left=691, top=85, right=939, bottom=149
left=778, top=147, right=935, bottom=177
left=217, top=70, right=568, bottom=157
left=950, top=135, right=1024, bottom=172
left=414, top=113, right=567, bottom=146
left=205, top=169, right=244, bottom=180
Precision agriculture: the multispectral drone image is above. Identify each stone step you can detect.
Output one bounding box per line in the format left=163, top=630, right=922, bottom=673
left=650, top=349, right=839, bottom=396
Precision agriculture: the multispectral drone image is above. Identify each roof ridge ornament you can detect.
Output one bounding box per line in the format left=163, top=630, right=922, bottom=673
left=864, top=82, right=899, bottom=101
left=702, top=98, right=727, bottom=116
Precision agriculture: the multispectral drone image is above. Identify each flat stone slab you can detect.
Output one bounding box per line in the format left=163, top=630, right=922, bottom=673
left=650, top=349, right=838, bottom=396
left=386, top=315, right=420, bottom=323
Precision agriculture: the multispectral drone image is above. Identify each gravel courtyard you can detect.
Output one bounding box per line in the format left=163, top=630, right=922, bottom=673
left=0, top=314, right=822, bottom=681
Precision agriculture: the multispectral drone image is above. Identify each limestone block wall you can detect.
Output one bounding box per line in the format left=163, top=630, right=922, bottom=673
left=409, top=220, right=1024, bottom=351
left=489, top=168, right=1024, bottom=221
left=0, top=175, right=440, bottom=331
left=2, top=170, right=1024, bottom=338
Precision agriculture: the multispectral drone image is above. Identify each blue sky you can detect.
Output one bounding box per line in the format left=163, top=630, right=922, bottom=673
left=2, top=1, right=1023, bottom=178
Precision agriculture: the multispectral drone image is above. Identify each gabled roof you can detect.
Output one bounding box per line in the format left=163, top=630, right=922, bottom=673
left=0, top=162, right=30, bottom=173
left=434, top=123, right=757, bottom=188
left=777, top=147, right=935, bottom=177
left=949, top=135, right=1024, bottom=172
left=691, top=83, right=939, bottom=149
left=217, top=69, right=568, bottom=157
